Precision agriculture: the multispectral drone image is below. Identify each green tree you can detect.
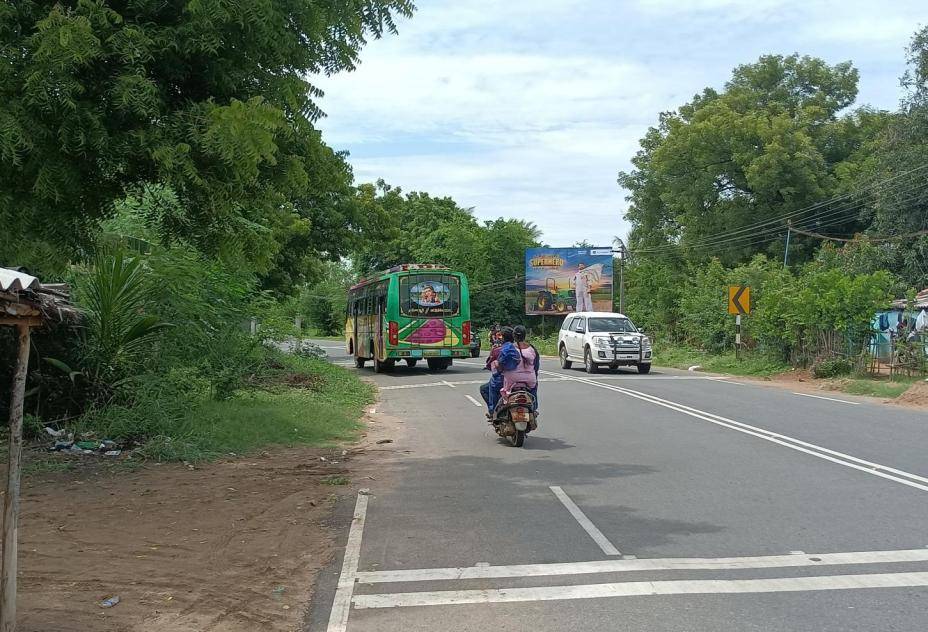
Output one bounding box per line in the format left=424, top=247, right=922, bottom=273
left=619, top=54, right=884, bottom=268
left=863, top=26, right=928, bottom=287
left=0, top=0, right=415, bottom=275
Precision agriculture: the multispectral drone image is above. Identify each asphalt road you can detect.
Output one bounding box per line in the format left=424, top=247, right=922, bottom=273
left=307, top=341, right=928, bottom=632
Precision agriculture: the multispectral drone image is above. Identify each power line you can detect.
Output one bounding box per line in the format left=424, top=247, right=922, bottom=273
left=788, top=226, right=928, bottom=243
left=626, top=164, right=928, bottom=254
left=629, top=173, right=928, bottom=255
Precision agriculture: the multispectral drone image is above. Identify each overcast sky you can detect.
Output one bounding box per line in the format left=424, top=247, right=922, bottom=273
left=314, top=1, right=926, bottom=247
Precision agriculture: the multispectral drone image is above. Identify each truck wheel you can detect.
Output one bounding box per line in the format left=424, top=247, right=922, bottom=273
left=405, top=359, right=418, bottom=367
left=559, top=345, right=572, bottom=369
left=637, top=363, right=651, bottom=374
left=584, top=347, right=598, bottom=374
left=354, top=356, right=365, bottom=368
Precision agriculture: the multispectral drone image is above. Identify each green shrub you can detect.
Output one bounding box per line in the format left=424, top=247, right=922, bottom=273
left=811, top=357, right=854, bottom=378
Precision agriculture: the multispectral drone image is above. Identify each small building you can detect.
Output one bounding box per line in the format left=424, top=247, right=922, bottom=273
left=871, top=289, right=928, bottom=361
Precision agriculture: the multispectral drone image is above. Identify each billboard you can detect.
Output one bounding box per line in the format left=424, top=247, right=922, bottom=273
left=525, top=247, right=613, bottom=315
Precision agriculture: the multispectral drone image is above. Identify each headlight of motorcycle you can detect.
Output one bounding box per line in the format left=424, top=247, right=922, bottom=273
left=593, top=337, right=610, bottom=349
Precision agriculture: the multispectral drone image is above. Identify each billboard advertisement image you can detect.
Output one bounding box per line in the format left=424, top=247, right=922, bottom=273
left=525, top=247, right=614, bottom=315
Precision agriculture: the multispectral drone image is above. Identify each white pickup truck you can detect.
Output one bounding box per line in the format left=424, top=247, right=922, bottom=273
left=557, top=312, right=652, bottom=374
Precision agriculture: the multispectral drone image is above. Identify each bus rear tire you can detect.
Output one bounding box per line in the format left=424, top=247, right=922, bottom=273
left=374, top=358, right=394, bottom=373
left=354, top=357, right=365, bottom=369
left=405, top=359, right=418, bottom=368
left=427, top=358, right=450, bottom=371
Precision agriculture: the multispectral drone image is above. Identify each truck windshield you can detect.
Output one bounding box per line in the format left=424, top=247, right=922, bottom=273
left=588, top=317, right=637, bottom=333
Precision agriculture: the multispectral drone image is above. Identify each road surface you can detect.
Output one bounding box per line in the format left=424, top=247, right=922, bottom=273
left=307, top=341, right=928, bottom=632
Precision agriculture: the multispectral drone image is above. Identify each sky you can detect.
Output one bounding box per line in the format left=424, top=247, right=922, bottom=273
left=314, top=0, right=926, bottom=248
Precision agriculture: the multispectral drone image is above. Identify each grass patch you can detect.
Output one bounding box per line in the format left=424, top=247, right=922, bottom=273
left=23, top=457, right=77, bottom=476
left=831, top=376, right=921, bottom=399
left=83, top=354, right=374, bottom=462
left=322, top=474, right=350, bottom=486
left=653, top=342, right=789, bottom=377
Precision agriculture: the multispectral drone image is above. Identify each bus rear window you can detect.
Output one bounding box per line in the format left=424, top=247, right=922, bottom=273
left=399, top=274, right=461, bottom=318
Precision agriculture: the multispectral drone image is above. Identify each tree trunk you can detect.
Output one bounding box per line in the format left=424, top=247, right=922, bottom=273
left=1, top=324, right=31, bottom=632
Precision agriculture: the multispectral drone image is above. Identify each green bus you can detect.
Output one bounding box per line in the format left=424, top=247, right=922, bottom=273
left=345, top=264, right=472, bottom=372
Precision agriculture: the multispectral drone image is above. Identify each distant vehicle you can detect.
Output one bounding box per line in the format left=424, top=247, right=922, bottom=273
left=469, top=330, right=482, bottom=357
left=557, top=312, right=652, bottom=374
left=345, top=264, right=472, bottom=373
left=534, top=277, right=576, bottom=312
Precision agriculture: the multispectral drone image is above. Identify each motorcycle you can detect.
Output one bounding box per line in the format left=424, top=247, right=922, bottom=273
left=490, top=386, right=537, bottom=447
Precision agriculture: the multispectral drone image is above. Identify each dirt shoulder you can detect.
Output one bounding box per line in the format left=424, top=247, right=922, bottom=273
left=9, top=407, right=402, bottom=632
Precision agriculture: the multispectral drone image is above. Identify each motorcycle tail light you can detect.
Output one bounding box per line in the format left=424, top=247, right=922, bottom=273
left=462, top=321, right=471, bottom=346
left=388, top=321, right=398, bottom=346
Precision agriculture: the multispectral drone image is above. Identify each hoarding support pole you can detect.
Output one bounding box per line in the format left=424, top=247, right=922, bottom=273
left=735, top=314, right=742, bottom=360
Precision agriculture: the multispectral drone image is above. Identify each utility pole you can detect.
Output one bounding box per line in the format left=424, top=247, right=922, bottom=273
left=783, top=221, right=792, bottom=269
left=613, top=237, right=627, bottom=314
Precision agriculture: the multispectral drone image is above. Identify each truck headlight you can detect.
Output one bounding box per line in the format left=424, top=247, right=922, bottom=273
left=594, top=338, right=610, bottom=349
left=642, top=337, right=651, bottom=350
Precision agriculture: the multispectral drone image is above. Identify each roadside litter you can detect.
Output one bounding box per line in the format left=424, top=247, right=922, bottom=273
left=99, top=596, right=120, bottom=608
left=47, top=431, right=126, bottom=457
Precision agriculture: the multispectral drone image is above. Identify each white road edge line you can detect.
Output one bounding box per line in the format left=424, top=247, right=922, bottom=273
left=465, top=394, right=484, bottom=408
left=549, top=486, right=621, bottom=556
left=326, top=489, right=370, bottom=632
left=540, top=370, right=928, bottom=492
left=352, top=571, right=928, bottom=609
left=356, top=548, right=928, bottom=584
left=442, top=380, right=456, bottom=388
left=793, top=392, right=860, bottom=405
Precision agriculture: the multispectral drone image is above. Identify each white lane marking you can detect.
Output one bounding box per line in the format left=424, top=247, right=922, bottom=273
left=442, top=380, right=456, bottom=388
left=326, top=489, right=370, bottom=632
left=379, top=378, right=567, bottom=391
left=793, top=392, right=860, bottom=405
left=708, top=378, right=746, bottom=386
left=352, top=571, right=928, bottom=609
left=356, top=548, right=928, bottom=584
left=465, top=395, right=484, bottom=408
left=541, top=370, right=928, bottom=493
left=549, top=486, right=621, bottom=556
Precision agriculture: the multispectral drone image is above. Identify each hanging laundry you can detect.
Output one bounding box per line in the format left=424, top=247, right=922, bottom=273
left=916, top=309, right=928, bottom=331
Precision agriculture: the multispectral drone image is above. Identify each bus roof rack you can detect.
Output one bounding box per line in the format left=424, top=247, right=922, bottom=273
left=384, top=263, right=450, bottom=274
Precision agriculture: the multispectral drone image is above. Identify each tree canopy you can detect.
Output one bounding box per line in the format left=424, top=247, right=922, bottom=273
left=619, top=54, right=888, bottom=267
left=0, top=0, right=414, bottom=276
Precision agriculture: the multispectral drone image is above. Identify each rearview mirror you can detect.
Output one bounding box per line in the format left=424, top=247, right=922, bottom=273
left=576, top=327, right=585, bottom=334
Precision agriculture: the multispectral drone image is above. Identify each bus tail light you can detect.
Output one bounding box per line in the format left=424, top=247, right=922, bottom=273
left=462, top=321, right=471, bottom=346
left=388, top=321, right=398, bottom=346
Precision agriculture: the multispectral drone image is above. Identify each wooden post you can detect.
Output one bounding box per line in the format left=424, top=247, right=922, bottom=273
left=2, top=323, right=31, bottom=631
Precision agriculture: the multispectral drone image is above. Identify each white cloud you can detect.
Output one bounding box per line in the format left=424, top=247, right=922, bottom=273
left=313, top=0, right=926, bottom=249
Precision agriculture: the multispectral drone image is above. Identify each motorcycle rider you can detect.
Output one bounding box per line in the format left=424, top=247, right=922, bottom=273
left=507, top=325, right=539, bottom=411
left=480, top=326, right=513, bottom=416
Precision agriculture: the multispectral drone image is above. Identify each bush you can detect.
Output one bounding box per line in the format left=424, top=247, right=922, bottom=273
left=811, top=357, right=854, bottom=378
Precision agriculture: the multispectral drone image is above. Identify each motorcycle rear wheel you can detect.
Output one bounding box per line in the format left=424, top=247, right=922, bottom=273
left=508, top=429, right=526, bottom=447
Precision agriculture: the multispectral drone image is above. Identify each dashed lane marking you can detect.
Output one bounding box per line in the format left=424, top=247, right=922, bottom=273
left=550, top=486, right=621, bottom=556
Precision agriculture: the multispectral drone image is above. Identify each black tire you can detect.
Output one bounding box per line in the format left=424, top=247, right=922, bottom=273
left=405, top=359, right=418, bottom=367
left=374, top=357, right=386, bottom=373
left=354, top=356, right=365, bottom=369
left=584, top=347, right=599, bottom=374
left=637, top=363, right=651, bottom=374
left=427, top=358, right=449, bottom=371
left=509, top=429, right=526, bottom=447
left=559, top=345, right=572, bottom=369
left=609, top=364, right=619, bottom=372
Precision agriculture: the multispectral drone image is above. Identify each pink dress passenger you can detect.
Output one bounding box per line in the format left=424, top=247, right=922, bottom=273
left=501, top=345, right=538, bottom=396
